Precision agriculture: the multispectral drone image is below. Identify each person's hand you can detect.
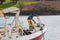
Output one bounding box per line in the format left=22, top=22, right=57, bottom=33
left=41, top=24, right=45, bottom=27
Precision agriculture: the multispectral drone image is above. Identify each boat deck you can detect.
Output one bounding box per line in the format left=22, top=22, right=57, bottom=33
left=0, top=28, right=47, bottom=40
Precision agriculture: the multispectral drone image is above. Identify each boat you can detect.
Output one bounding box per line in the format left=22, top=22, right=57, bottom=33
left=0, top=7, right=47, bottom=40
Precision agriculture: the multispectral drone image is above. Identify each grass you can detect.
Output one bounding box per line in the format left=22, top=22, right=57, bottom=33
left=0, top=0, right=38, bottom=10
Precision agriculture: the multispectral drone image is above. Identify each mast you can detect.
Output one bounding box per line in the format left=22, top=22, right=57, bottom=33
left=15, top=0, right=23, bottom=31
left=15, top=0, right=24, bottom=36
left=15, top=10, right=20, bottom=29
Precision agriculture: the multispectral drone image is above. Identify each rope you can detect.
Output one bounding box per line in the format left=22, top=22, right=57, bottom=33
left=10, top=17, right=15, bottom=27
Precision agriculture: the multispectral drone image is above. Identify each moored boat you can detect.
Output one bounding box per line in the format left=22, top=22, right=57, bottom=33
left=0, top=7, right=47, bottom=40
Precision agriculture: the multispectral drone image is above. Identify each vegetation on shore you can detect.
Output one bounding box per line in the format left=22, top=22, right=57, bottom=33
left=0, top=0, right=38, bottom=10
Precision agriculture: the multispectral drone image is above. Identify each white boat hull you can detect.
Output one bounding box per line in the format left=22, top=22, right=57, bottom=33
left=11, top=28, right=47, bottom=40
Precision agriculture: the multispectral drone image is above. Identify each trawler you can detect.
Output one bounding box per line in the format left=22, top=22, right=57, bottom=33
left=0, top=7, right=47, bottom=40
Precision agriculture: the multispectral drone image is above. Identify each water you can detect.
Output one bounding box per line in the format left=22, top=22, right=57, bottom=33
left=42, top=16, right=60, bottom=40
left=0, top=16, right=60, bottom=40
